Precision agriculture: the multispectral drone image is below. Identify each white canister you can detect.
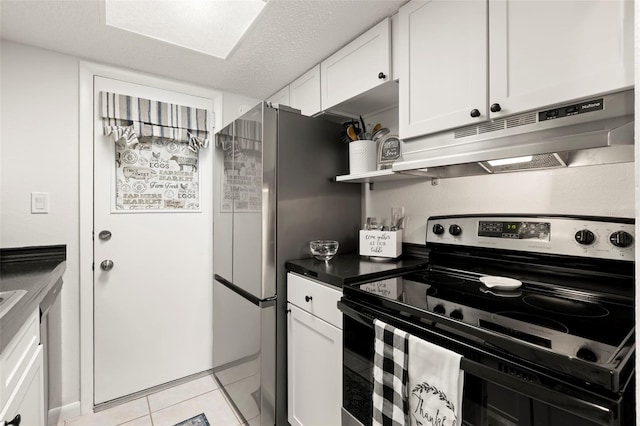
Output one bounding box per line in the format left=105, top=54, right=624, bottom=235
left=349, top=140, right=377, bottom=174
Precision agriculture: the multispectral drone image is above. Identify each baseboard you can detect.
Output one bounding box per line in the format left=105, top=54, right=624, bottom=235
left=48, top=401, right=81, bottom=425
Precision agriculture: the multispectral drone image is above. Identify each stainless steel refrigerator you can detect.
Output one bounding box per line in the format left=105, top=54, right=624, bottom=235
left=213, top=103, right=361, bottom=425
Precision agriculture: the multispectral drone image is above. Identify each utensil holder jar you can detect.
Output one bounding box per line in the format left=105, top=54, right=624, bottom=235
left=349, top=140, right=377, bottom=174
left=359, top=230, right=402, bottom=258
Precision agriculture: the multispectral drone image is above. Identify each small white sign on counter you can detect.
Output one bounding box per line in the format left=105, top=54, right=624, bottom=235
left=359, top=230, right=402, bottom=258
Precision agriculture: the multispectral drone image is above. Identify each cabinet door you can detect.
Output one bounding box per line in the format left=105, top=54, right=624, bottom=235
left=321, top=18, right=391, bottom=110
left=489, top=0, right=633, bottom=118
left=267, top=85, right=290, bottom=107
left=399, top=0, right=488, bottom=139
left=0, top=346, right=44, bottom=426
left=287, top=304, right=342, bottom=426
left=290, top=65, right=321, bottom=116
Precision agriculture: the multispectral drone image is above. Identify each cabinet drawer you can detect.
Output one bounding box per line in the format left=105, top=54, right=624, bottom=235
left=287, top=273, right=342, bottom=329
left=0, top=309, right=40, bottom=409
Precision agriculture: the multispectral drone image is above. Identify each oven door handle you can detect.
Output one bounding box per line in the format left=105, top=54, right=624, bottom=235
left=338, top=299, right=622, bottom=426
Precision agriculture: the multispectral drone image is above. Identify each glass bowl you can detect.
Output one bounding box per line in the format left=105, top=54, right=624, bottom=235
left=310, top=240, right=339, bottom=261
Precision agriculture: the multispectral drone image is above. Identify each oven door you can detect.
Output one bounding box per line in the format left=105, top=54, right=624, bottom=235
left=339, top=298, right=633, bottom=426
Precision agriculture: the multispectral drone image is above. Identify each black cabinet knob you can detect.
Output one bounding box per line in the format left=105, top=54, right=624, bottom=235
left=378, top=72, right=386, bottom=80
left=432, top=224, right=445, bottom=235
left=433, top=304, right=446, bottom=315
left=470, top=109, right=481, bottom=118
left=5, top=414, right=21, bottom=426
left=305, top=295, right=313, bottom=302
left=490, top=103, right=502, bottom=113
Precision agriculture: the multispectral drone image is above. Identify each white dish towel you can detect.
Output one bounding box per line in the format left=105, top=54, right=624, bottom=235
left=407, top=336, right=464, bottom=426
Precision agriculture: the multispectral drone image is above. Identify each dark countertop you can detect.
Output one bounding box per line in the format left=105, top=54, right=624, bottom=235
left=286, top=252, right=429, bottom=289
left=0, top=245, right=66, bottom=353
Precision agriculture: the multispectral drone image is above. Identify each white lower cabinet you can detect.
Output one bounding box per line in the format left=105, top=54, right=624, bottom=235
left=0, top=308, right=44, bottom=426
left=287, top=273, right=342, bottom=426
left=0, top=346, right=44, bottom=426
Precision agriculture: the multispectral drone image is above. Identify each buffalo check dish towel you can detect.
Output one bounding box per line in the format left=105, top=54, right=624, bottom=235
left=407, top=335, right=464, bottom=426
left=372, top=319, right=410, bottom=426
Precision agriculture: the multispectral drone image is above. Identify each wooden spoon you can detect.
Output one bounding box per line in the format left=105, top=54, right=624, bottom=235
left=372, top=123, right=382, bottom=134
left=347, top=126, right=358, bottom=141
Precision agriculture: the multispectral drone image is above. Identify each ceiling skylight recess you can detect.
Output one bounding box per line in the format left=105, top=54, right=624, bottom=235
left=104, top=0, right=268, bottom=59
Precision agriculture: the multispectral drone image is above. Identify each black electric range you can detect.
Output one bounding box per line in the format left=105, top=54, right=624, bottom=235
left=340, top=215, right=635, bottom=426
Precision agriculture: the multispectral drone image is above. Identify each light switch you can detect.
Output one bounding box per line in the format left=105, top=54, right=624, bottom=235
left=31, top=192, right=49, bottom=214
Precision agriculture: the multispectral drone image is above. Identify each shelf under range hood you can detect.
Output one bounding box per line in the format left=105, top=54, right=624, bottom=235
left=392, top=90, right=634, bottom=178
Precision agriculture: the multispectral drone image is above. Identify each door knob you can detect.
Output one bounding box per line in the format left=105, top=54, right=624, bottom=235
left=98, top=230, right=112, bottom=241
left=470, top=109, right=481, bottom=118
left=100, top=260, right=114, bottom=271
left=378, top=72, right=386, bottom=80
left=490, top=103, right=502, bottom=112
left=305, top=295, right=313, bottom=302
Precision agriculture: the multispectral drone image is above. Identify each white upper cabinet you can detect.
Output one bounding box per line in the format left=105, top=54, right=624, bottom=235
left=290, top=65, right=322, bottom=116
left=489, top=0, right=633, bottom=119
left=321, top=18, right=391, bottom=111
left=399, top=0, right=634, bottom=140
left=267, top=85, right=290, bottom=108
left=399, top=0, right=488, bottom=139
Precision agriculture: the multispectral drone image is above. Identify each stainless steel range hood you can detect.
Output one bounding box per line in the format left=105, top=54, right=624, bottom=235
left=392, top=90, right=634, bottom=178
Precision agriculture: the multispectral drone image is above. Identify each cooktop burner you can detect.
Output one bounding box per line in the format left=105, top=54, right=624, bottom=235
left=493, top=311, right=569, bottom=333
left=522, top=294, right=610, bottom=318
left=426, top=274, right=467, bottom=286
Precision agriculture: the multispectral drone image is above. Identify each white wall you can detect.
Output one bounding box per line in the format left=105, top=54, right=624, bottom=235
left=366, top=162, right=635, bottom=244
left=1, top=41, right=80, bottom=414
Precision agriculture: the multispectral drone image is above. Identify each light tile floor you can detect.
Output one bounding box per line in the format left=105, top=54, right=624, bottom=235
left=58, top=375, right=243, bottom=426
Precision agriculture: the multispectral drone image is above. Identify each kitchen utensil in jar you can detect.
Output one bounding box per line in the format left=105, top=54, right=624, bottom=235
left=347, top=126, right=358, bottom=141
left=359, top=116, right=367, bottom=139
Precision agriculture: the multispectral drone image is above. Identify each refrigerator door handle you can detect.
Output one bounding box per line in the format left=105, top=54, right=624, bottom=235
left=214, top=274, right=276, bottom=308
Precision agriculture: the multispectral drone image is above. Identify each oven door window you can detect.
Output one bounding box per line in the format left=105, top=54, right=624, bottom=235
left=342, top=311, right=603, bottom=426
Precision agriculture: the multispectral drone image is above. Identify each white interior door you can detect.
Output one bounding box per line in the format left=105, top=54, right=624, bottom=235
left=93, top=76, right=214, bottom=404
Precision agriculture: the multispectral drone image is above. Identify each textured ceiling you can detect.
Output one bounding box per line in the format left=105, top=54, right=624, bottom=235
left=0, top=0, right=407, bottom=99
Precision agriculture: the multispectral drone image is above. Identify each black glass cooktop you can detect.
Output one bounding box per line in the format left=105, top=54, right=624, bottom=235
left=352, top=268, right=634, bottom=363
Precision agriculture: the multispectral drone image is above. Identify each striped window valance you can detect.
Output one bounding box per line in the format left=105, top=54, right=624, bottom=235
left=101, top=92, right=211, bottom=152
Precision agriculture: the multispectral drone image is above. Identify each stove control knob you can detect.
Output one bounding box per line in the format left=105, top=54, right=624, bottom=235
left=574, top=229, right=595, bottom=246
left=433, top=304, right=446, bottom=316
left=609, top=231, right=634, bottom=248
left=449, top=309, right=463, bottom=321
left=449, top=224, right=462, bottom=236
left=576, top=347, right=598, bottom=363
left=433, top=224, right=445, bottom=235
